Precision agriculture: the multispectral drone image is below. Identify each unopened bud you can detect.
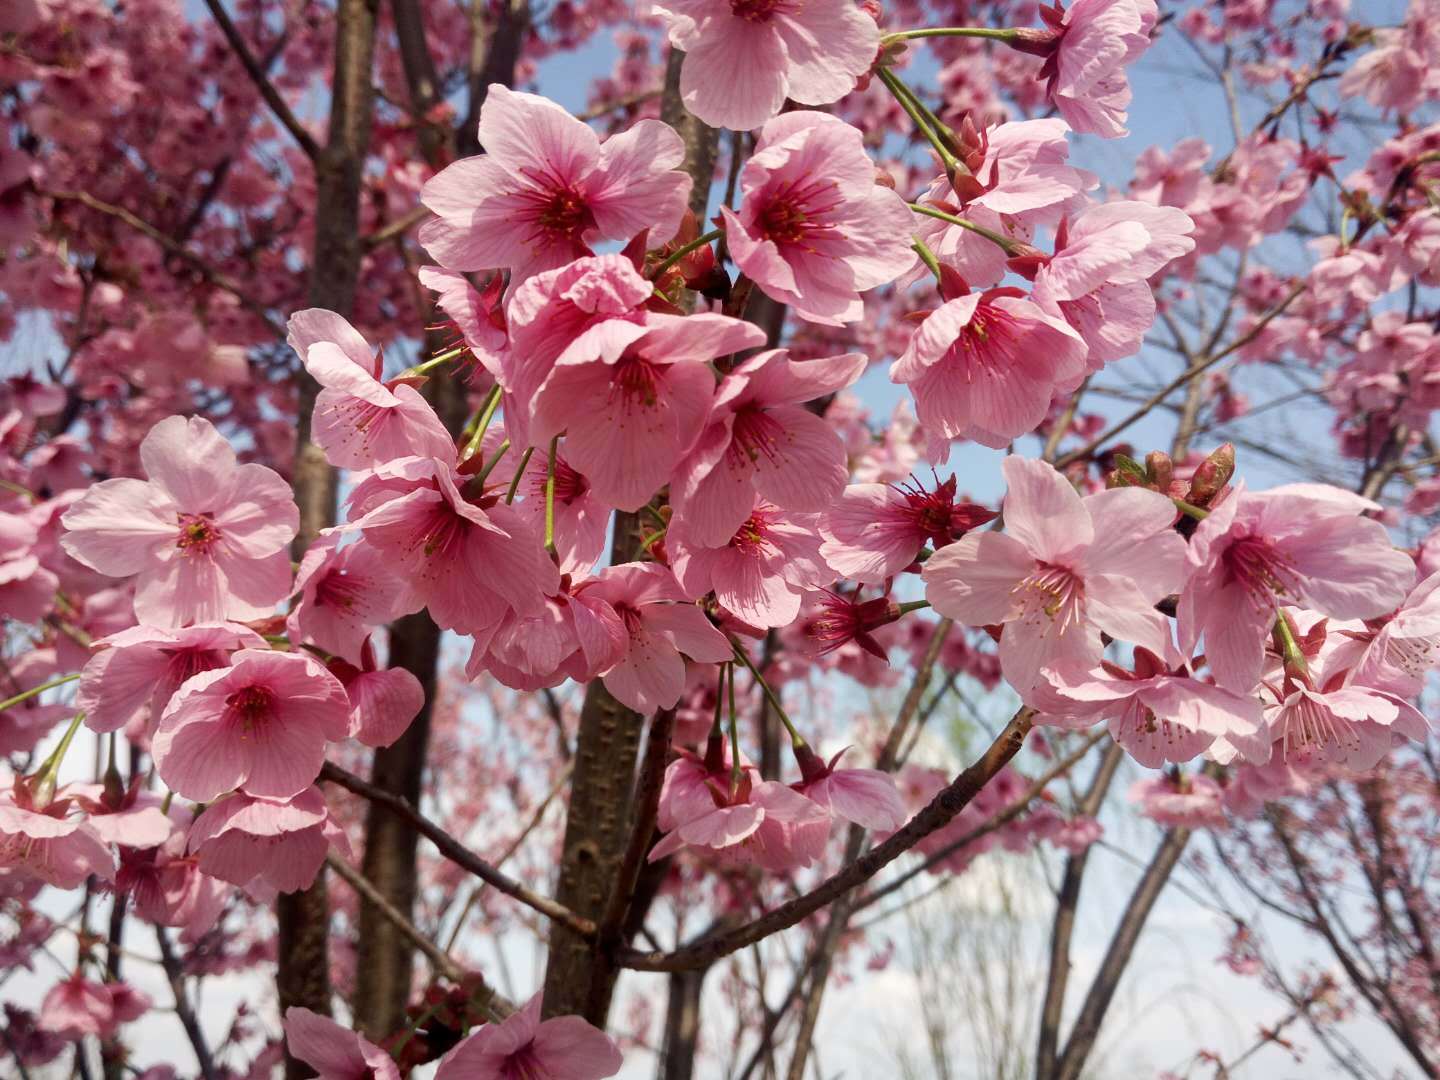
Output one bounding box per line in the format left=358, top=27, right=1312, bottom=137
left=1188, top=443, right=1235, bottom=507
left=1145, top=451, right=1174, bottom=492
left=1105, top=453, right=1148, bottom=489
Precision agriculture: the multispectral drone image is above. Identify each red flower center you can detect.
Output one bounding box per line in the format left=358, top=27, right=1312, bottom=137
left=224, top=684, right=275, bottom=733
left=731, top=0, right=784, bottom=21
left=1222, top=533, right=1297, bottom=606
left=175, top=513, right=222, bottom=556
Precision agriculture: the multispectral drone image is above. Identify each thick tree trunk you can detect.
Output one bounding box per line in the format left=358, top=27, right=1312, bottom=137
left=280, top=0, right=380, bottom=1072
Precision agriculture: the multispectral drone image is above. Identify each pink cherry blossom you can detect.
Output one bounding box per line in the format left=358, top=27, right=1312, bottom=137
left=510, top=450, right=611, bottom=573
left=653, top=0, right=879, bottom=131
left=819, top=476, right=996, bottom=584
left=115, top=838, right=225, bottom=936
left=670, top=500, right=832, bottom=629
left=923, top=457, right=1186, bottom=697
left=792, top=745, right=906, bottom=831
left=582, top=563, right=732, bottom=713
left=1266, top=682, right=1429, bottom=771
left=435, top=994, right=622, bottom=1080
left=38, top=975, right=116, bottom=1039
left=722, top=112, right=914, bottom=325
left=59, top=415, right=297, bottom=627
left=1039, top=0, right=1159, bottom=138
left=0, top=512, right=57, bottom=623
left=530, top=312, right=763, bottom=513
left=345, top=456, right=558, bottom=637
left=1039, top=647, right=1268, bottom=767
left=671, top=349, right=866, bottom=546
left=1127, top=773, right=1227, bottom=829
left=286, top=529, right=411, bottom=665
left=1032, top=201, right=1195, bottom=368
left=77, top=622, right=266, bottom=735
left=420, top=84, right=690, bottom=279
left=151, top=649, right=350, bottom=803
left=648, top=772, right=831, bottom=871
left=1343, top=571, right=1440, bottom=698
left=328, top=641, right=426, bottom=748
left=284, top=1007, right=400, bottom=1080
left=286, top=309, right=455, bottom=470
left=187, top=787, right=349, bottom=897
left=0, top=788, right=116, bottom=890
left=418, top=266, right=508, bottom=385
left=466, top=578, right=626, bottom=692
left=1178, top=484, right=1416, bottom=693
left=890, top=290, right=1088, bottom=450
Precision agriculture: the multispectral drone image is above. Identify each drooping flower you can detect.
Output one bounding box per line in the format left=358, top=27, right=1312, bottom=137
left=671, top=349, right=866, bottom=545
left=420, top=84, right=690, bottom=279
left=1340, top=571, right=1440, bottom=698
left=1034, top=0, right=1159, bottom=138
left=1128, top=773, right=1227, bottom=829
left=151, top=649, right=351, bottom=803
left=285, top=1008, right=401, bottom=1080
left=819, top=476, right=996, bottom=584
left=328, top=639, right=426, bottom=749
left=648, top=771, right=831, bottom=871
left=890, top=290, right=1088, bottom=451
left=670, top=499, right=832, bottom=629
left=791, top=744, right=906, bottom=831
left=187, top=787, right=350, bottom=897
left=722, top=112, right=914, bottom=325
left=652, top=0, right=879, bottom=132
left=530, top=312, right=762, bottom=513
left=1031, top=201, right=1195, bottom=368
left=77, top=622, right=266, bottom=735
left=286, top=529, right=412, bottom=665
left=418, top=266, right=508, bottom=385
left=582, top=563, right=732, bottom=713
left=466, top=577, right=626, bottom=692
left=1178, top=484, right=1415, bottom=693
left=435, top=994, right=622, bottom=1080
left=286, top=309, right=455, bottom=470
left=923, top=456, right=1186, bottom=698
left=59, top=415, right=297, bottom=627
left=509, top=449, right=611, bottom=574
left=0, top=787, right=116, bottom=890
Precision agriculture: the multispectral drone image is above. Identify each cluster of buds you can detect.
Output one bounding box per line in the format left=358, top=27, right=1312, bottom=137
left=1107, top=443, right=1236, bottom=511
left=381, top=974, right=496, bottom=1072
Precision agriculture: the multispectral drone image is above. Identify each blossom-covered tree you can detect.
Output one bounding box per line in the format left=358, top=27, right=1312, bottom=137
left=4, top=0, right=1440, bottom=1078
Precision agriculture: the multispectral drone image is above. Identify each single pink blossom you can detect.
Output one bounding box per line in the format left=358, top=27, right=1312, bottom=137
left=1267, top=683, right=1429, bottom=771
left=722, top=112, right=914, bottom=325
left=436, top=994, right=622, bottom=1080
left=649, top=772, right=831, bottom=871
left=1343, top=571, right=1440, bottom=698
left=0, top=512, right=57, bottom=623
left=582, top=563, right=732, bottom=713
left=891, top=290, right=1088, bottom=450
left=670, top=500, right=832, bottom=629
left=1032, top=201, right=1195, bottom=368
left=1038, top=0, right=1159, bottom=138
left=531, top=312, right=762, bottom=512
left=653, top=0, right=879, bottom=131
left=38, top=975, right=115, bottom=1039
left=286, top=529, right=412, bottom=665
left=819, top=476, right=996, bottom=584
left=77, top=622, right=266, bottom=735
left=285, top=1007, right=400, bottom=1080
left=115, top=839, right=226, bottom=936
left=1127, top=773, right=1227, bottom=829
left=328, top=641, right=426, bottom=749
left=510, top=450, right=612, bottom=573
left=923, top=456, right=1186, bottom=698
left=59, top=415, right=297, bottom=627
left=671, top=349, right=866, bottom=545
left=187, top=787, right=350, bottom=897
left=466, top=577, right=626, bottom=692
left=1178, top=484, right=1416, bottom=692
left=345, top=456, right=558, bottom=637
left=286, top=309, right=456, bottom=470
left=0, top=787, right=116, bottom=890
left=151, top=649, right=351, bottom=803
left=791, top=744, right=906, bottom=831
left=418, top=266, right=508, bottom=385
left=420, top=84, right=690, bottom=279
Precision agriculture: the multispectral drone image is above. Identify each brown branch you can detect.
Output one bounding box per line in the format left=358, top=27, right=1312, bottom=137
left=201, top=0, right=321, bottom=160
left=321, top=761, right=596, bottom=937
left=154, top=928, right=219, bottom=1080
left=362, top=203, right=434, bottom=250
left=620, top=708, right=1036, bottom=973
left=1057, top=282, right=1306, bottom=469
left=1050, top=826, right=1192, bottom=1080
left=327, top=853, right=464, bottom=980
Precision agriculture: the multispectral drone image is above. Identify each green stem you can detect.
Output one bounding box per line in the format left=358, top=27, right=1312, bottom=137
left=729, top=637, right=804, bottom=748
left=1274, top=614, right=1310, bottom=680
left=504, top=445, right=535, bottom=504
left=32, top=712, right=86, bottom=808
left=912, top=239, right=944, bottom=284
left=475, top=439, right=512, bottom=485
left=909, top=202, right=1020, bottom=255
left=543, top=435, right=560, bottom=556
left=652, top=228, right=723, bottom=281
left=1171, top=497, right=1210, bottom=521
left=898, top=599, right=931, bottom=616
left=0, top=672, right=79, bottom=713
left=404, top=347, right=465, bottom=377
left=876, top=67, right=960, bottom=173
left=727, top=662, right=742, bottom=795
left=461, top=384, right=503, bottom=461
left=883, top=26, right=1021, bottom=45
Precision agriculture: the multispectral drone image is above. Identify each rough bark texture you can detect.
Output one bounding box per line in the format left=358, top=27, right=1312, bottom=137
left=660, top=969, right=707, bottom=1080
left=279, top=0, right=380, bottom=1071
left=540, top=52, right=717, bottom=1026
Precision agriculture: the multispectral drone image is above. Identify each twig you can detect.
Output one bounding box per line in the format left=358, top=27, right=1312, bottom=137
left=324, top=853, right=464, bottom=983
left=320, top=761, right=597, bottom=938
